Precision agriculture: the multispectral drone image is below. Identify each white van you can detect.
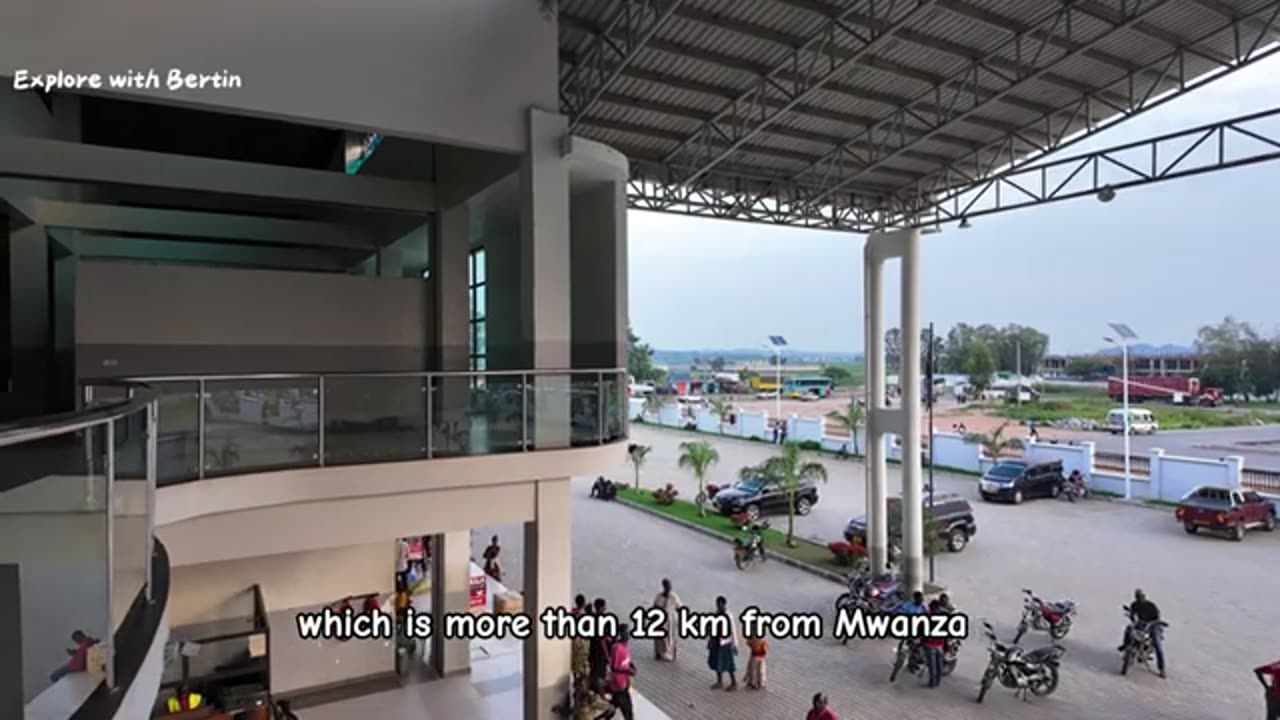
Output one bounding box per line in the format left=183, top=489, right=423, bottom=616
left=1105, top=408, right=1158, bottom=435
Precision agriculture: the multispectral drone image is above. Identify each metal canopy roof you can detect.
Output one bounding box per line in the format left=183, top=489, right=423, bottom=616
left=558, top=0, right=1280, bottom=231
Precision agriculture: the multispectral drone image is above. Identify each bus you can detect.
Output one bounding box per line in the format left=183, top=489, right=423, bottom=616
left=783, top=377, right=834, bottom=399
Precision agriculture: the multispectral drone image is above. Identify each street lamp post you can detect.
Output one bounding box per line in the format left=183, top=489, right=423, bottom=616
left=767, top=336, right=788, bottom=431
left=1106, top=323, right=1139, bottom=500
left=926, top=322, right=936, bottom=584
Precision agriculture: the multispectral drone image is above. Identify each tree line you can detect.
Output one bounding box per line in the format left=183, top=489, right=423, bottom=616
left=884, top=323, right=1051, bottom=393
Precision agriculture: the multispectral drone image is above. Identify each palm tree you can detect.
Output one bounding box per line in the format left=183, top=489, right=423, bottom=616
left=743, top=441, right=828, bottom=547
left=677, top=440, right=720, bottom=516
left=627, top=443, right=652, bottom=490
left=643, top=394, right=664, bottom=415
left=976, top=422, right=1023, bottom=461
left=825, top=402, right=865, bottom=455
left=706, top=398, right=732, bottom=434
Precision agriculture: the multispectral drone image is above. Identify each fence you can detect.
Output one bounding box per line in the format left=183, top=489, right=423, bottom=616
left=1094, top=451, right=1151, bottom=477
left=1242, top=467, right=1280, bottom=493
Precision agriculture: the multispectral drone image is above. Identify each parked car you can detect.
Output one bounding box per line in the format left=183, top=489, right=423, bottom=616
left=712, top=474, right=819, bottom=521
left=1175, top=485, right=1276, bottom=541
left=844, top=493, right=978, bottom=552
left=979, top=458, right=1066, bottom=504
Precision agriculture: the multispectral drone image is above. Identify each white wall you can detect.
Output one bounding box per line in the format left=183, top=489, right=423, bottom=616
left=930, top=432, right=982, bottom=471
left=168, top=543, right=396, bottom=696
left=1153, top=451, right=1243, bottom=500
left=739, top=411, right=770, bottom=441
left=1024, top=441, right=1094, bottom=482
left=0, top=0, right=556, bottom=153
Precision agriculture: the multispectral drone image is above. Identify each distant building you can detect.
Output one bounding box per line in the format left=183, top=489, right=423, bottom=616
left=1039, top=353, right=1201, bottom=379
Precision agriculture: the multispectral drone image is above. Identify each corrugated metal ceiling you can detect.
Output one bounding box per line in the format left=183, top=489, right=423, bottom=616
left=561, top=0, right=1280, bottom=209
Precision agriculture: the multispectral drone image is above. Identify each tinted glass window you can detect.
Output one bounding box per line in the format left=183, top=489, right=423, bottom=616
left=933, top=501, right=966, bottom=517
left=737, top=479, right=764, bottom=493
left=1243, top=491, right=1262, bottom=503
left=988, top=463, right=1025, bottom=478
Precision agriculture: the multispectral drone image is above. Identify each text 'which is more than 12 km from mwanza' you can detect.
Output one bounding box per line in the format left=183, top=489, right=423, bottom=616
left=295, top=604, right=969, bottom=642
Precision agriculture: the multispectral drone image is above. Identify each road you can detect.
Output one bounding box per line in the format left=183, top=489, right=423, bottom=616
left=1087, top=424, right=1280, bottom=470
left=482, top=425, right=1278, bottom=720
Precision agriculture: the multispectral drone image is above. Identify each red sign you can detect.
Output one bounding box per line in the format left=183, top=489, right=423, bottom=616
left=469, top=573, right=487, bottom=612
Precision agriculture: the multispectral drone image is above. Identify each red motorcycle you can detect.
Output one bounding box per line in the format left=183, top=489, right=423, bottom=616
left=1013, top=588, right=1077, bottom=643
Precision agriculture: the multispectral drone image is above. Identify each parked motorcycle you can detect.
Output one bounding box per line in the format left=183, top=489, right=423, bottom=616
left=733, top=521, right=770, bottom=570
left=1059, top=473, right=1088, bottom=502
left=890, top=636, right=962, bottom=683
left=976, top=621, right=1065, bottom=703
left=1013, top=588, right=1077, bottom=643
left=1119, top=605, right=1168, bottom=676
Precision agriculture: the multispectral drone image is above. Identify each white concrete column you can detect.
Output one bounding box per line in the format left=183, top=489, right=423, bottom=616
left=898, top=228, right=925, bottom=594
left=862, top=240, right=888, bottom=572
left=1224, top=455, right=1244, bottom=489
left=430, top=531, right=471, bottom=676
left=523, top=478, right=572, bottom=720
left=1149, top=448, right=1166, bottom=500
left=521, top=109, right=572, bottom=450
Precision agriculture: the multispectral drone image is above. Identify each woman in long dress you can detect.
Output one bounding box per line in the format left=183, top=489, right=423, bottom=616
left=653, top=578, right=682, bottom=661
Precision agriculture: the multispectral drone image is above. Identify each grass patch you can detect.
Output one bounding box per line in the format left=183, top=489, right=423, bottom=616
left=980, top=387, right=1272, bottom=430
left=616, top=486, right=847, bottom=572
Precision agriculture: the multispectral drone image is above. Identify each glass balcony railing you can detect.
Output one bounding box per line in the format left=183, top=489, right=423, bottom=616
left=86, top=369, right=629, bottom=487
left=0, top=385, right=165, bottom=717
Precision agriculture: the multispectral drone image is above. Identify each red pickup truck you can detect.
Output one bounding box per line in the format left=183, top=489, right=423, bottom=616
left=1175, top=486, right=1276, bottom=541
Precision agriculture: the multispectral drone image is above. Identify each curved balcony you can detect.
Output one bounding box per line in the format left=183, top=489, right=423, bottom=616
left=0, top=388, right=170, bottom=719
left=85, top=369, right=629, bottom=487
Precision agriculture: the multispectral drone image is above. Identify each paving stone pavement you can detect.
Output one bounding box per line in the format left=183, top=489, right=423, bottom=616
left=479, top=427, right=1279, bottom=720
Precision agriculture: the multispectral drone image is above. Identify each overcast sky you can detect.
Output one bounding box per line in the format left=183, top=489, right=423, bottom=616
left=629, top=52, right=1280, bottom=355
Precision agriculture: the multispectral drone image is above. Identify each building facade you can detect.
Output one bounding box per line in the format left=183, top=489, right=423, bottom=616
left=1, top=3, right=627, bottom=717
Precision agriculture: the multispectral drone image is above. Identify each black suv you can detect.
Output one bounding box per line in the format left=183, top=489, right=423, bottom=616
left=844, top=493, right=978, bottom=553
left=979, top=458, right=1066, bottom=503
left=712, top=475, right=819, bottom=521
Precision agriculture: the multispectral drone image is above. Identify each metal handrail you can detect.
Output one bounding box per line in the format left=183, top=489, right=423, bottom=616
left=118, top=367, right=626, bottom=383
left=0, top=383, right=156, bottom=448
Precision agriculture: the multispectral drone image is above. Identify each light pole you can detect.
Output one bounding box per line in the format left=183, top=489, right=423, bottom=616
left=766, top=336, right=787, bottom=428
left=926, top=322, right=936, bottom=584
left=1105, top=323, right=1139, bottom=500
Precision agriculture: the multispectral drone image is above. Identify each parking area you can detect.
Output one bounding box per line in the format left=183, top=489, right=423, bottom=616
left=522, top=425, right=1278, bottom=720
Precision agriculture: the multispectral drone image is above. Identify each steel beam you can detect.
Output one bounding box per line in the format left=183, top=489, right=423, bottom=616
left=0, top=137, right=436, bottom=213
left=561, top=0, right=686, bottom=131
left=660, top=0, right=943, bottom=187
left=32, top=199, right=378, bottom=249
left=887, top=106, right=1280, bottom=227
left=891, top=3, right=1280, bottom=222
left=799, top=0, right=1178, bottom=207
left=627, top=105, right=1280, bottom=233
left=559, top=49, right=985, bottom=152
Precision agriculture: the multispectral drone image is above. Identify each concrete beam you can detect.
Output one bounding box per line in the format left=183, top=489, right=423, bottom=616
left=71, top=235, right=357, bottom=272
left=0, top=137, right=436, bottom=213
left=33, top=199, right=377, bottom=250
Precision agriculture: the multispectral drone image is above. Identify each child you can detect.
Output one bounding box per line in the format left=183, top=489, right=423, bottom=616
left=745, top=633, right=768, bottom=689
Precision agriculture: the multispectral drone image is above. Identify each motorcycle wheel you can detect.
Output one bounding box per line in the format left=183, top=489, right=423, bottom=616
left=942, top=657, right=958, bottom=677
left=835, top=593, right=852, bottom=612
left=734, top=551, right=746, bottom=571
left=976, top=668, right=995, bottom=703
left=1049, top=619, right=1071, bottom=640
left=1030, top=665, right=1060, bottom=697
left=889, top=644, right=906, bottom=683
left=1120, top=648, right=1132, bottom=675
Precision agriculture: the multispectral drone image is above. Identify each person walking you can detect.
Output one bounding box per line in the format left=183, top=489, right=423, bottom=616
left=806, top=692, right=838, bottom=720
left=608, top=625, right=637, bottom=720
left=482, top=535, right=502, bottom=582
left=707, top=596, right=739, bottom=691
left=652, top=578, right=682, bottom=661
left=745, top=633, right=768, bottom=689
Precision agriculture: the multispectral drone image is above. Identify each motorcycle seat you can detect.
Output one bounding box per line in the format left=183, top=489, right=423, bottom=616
left=1046, top=600, right=1074, bottom=613
left=1021, top=646, right=1064, bottom=664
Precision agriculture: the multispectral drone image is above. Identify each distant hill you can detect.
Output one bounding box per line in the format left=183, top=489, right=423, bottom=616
left=1088, top=343, right=1196, bottom=357
left=653, top=348, right=863, bottom=365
